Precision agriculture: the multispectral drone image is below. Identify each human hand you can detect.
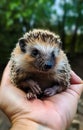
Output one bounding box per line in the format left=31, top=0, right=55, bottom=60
left=0, top=62, right=83, bottom=130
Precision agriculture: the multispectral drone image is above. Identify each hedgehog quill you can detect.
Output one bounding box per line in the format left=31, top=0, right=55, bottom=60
left=10, top=29, right=71, bottom=99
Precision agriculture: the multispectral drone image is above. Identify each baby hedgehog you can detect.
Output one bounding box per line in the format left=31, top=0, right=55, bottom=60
left=10, top=29, right=71, bottom=99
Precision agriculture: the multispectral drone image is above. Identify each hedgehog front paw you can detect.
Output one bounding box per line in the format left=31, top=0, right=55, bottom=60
left=26, top=92, right=37, bottom=99
left=44, top=87, right=56, bottom=97
left=43, top=85, right=61, bottom=97
left=27, top=80, right=42, bottom=95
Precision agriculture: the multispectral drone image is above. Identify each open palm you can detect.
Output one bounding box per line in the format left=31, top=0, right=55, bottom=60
left=0, top=62, right=83, bottom=130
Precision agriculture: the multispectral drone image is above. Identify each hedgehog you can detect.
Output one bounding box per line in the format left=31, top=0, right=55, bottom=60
left=10, top=29, right=71, bottom=99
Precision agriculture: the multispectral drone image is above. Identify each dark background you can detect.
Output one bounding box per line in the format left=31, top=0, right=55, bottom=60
left=0, top=0, right=83, bottom=130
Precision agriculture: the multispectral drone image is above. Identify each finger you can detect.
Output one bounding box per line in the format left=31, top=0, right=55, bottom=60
left=70, top=70, right=83, bottom=84
left=67, top=84, right=83, bottom=101
left=0, top=86, right=28, bottom=121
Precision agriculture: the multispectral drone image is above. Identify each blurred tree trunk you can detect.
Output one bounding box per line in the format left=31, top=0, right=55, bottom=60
left=58, top=0, right=67, bottom=50
left=61, top=11, right=66, bottom=50
left=70, top=0, right=81, bottom=54
left=70, top=22, right=78, bottom=53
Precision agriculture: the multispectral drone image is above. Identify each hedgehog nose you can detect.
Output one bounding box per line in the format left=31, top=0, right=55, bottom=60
left=44, top=61, right=53, bottom=70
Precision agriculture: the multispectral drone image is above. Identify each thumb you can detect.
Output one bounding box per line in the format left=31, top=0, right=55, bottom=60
left=70, top=71, right=83, bottom=84
left=69, top=84, right=83, bottom=100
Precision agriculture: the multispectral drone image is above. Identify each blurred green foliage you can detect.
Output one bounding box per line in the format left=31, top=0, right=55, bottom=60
left=0, top=0, right=83, bottom=68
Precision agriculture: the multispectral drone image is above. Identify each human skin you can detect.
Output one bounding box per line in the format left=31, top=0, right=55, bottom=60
left=0, top=62, right=83, bottom=130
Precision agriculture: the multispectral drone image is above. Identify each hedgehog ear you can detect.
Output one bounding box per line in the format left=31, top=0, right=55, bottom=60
left=19, top=38, right=26, bottom=52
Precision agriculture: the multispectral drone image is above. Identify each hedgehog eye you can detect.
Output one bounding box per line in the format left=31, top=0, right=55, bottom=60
left=31, top=49, right=39, bottom=57
left=19, top=38, right=26, bottom=53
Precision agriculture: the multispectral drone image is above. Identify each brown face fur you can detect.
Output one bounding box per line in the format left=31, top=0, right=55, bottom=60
left=14, top=29, right=62, bottom=72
